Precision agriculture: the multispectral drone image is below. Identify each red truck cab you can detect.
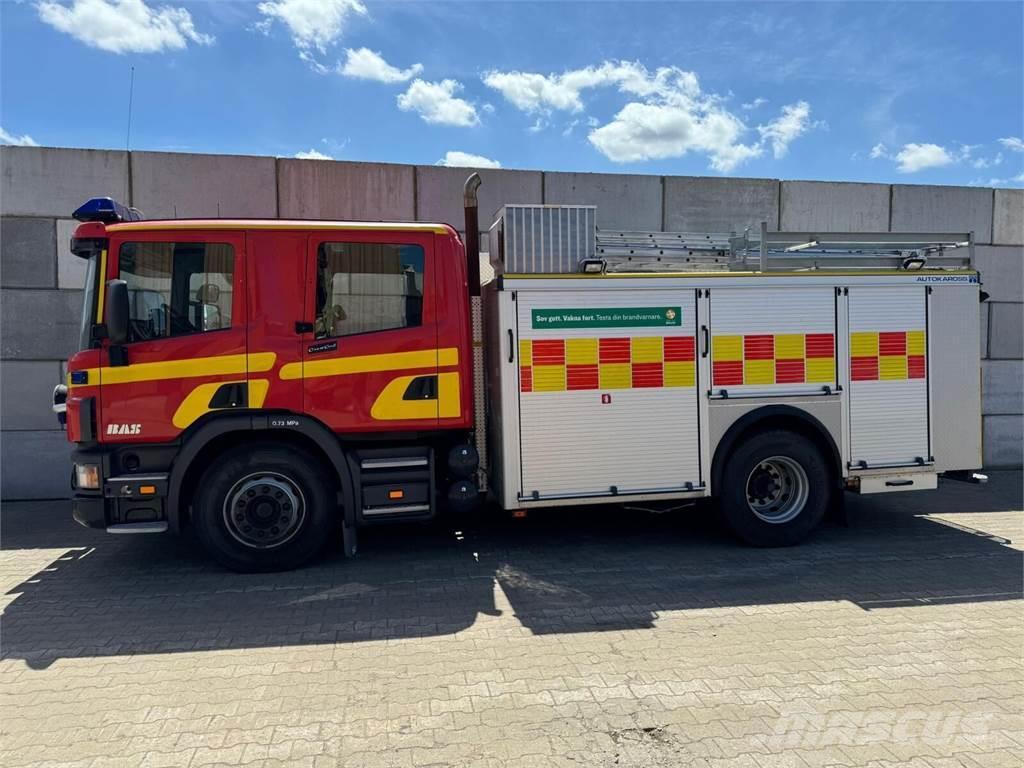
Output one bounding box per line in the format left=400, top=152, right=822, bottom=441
left=61, top=197, right=478, bottom=571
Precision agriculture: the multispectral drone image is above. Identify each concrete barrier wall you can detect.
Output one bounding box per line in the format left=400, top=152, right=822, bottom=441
left=1, top=146, right=1020, bottom=498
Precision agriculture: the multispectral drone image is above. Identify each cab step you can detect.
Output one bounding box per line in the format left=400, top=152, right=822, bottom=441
left=349, top=447, right=435, bottom=523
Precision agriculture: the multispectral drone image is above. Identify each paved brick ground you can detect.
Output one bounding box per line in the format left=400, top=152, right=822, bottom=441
left=1, top=473, right=1022, bottom=768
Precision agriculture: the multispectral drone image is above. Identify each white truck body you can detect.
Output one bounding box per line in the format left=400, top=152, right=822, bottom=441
left=481, top=210, right=982, bottom=513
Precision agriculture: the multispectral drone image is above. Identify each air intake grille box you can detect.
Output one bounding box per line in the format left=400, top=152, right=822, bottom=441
left=488, top=205, right=596, bottom=274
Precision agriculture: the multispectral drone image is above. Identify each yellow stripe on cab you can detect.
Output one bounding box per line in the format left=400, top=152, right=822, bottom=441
left=68, top=352, right=276, bottom=388
left=280, top=347, right=459, bottom=381
left=172, top=379, right=271, bottom=429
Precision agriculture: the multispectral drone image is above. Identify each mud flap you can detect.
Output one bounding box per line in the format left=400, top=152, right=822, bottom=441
left=828, top=488, right=849, bottom=527
left=338, top=488, right=358, bottom=557
left=341, top=520, right=358, bottom=557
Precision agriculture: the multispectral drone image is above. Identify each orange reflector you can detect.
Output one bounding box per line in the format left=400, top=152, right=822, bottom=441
left=139, top=485, right=156, bottom=495
left=512, top=510, right=527, bottom=518
left=388, top=489, right=404, bottom=500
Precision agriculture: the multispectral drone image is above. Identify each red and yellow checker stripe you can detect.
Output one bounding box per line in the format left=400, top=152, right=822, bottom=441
left=712, top=333, right=835, bottom=387
left=519, top=336, right=696, bottom=393
left=850, top=330, right=926, bottom=381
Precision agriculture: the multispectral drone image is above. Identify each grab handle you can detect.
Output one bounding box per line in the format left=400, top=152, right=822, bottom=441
left=701, top=326, right=710, bottom=358
left=508, top=330, right=514, bottom=363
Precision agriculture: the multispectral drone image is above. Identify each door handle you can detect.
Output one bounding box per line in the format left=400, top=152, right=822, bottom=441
left=295, top=321, right=314, bottom=334
left=701, top=325, right=710, bottom=358
left=508, top=330, right=514, bottom=363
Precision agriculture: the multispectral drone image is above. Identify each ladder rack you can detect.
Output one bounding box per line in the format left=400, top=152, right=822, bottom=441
left=591, top=223, right=974, bottom=273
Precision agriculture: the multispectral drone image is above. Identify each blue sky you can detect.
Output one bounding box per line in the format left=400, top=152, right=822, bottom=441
left=1, top=1, right=1022, bottom=187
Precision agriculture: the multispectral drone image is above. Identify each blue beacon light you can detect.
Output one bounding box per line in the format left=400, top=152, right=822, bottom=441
left=72, top=197, right=143, bottom=224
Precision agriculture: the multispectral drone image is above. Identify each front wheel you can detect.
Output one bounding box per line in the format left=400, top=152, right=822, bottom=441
left=718, top=430, right=830, bottom=547
left=192, top=444, right=336, bottom=572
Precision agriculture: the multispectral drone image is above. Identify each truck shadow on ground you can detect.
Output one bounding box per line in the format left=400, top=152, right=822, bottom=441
left=2, top=473, right=1020, bottom=669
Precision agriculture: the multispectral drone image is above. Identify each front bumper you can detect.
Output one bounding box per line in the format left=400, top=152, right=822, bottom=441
left=72, top=496, right=107, bottom=529
left=71, top=446, right=169, bottom=532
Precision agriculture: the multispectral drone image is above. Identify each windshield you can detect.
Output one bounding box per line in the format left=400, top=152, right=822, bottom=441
left=78, top=254, right=99, bottom=350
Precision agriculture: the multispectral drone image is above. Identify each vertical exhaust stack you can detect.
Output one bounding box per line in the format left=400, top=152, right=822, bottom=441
left=462, top=172, right=488, bottom=494
left=463, top=173, right=482, bottom=297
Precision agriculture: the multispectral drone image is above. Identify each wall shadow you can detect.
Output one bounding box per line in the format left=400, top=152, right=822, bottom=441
left=1, top=506, right=500, bottom=669
left=1, top=472, right=1020, bottom=669
left=490, top=472, right=1022, bottom=633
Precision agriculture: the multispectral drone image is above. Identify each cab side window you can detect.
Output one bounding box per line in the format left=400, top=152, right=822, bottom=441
left=118, top=242, right=235, bottom=342
left=315, top=242, right=424, bottom=338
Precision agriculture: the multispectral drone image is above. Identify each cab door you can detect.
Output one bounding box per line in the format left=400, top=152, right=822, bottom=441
left=299, top=231, right=440, bottom=432
left=99, top=230, right=249, bottom=443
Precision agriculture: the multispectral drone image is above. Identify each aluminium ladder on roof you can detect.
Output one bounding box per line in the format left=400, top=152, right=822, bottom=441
left=592, top=223, right=974, bottom=273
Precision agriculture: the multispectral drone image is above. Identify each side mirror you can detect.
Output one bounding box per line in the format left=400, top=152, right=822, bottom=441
left=106, top=279, right=130, bottom=345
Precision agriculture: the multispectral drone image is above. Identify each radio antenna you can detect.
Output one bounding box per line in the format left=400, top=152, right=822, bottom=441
left=125, top=65, right=135, bottom=151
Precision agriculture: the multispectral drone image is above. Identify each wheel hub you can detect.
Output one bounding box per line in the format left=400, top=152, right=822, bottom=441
left=745, top=456, right=809, bottom=524
left=223, top=473, right=306, bottom=549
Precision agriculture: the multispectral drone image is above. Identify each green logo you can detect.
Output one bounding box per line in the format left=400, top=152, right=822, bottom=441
left=531, top=307, right=682, bottom=329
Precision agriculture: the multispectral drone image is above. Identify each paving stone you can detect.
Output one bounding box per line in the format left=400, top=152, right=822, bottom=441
left=0, top=471, right=1020, bottom=767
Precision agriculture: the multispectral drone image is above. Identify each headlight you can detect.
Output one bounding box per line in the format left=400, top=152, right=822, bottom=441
left=75, top=463, right=100, bottom=490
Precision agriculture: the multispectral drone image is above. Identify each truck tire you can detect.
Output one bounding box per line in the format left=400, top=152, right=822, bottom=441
left=192, top=444, right=336, bottom=572
left=718, top=430, right=829, bottom=547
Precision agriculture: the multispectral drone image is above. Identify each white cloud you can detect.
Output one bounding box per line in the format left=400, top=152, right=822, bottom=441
left=37, top=0, right=213, bottom=54
left=757, top=101, right=811, bottom=159
left=485, top=60, right=812, bottom=172
left=742, top=97, right=767, bottom=110
left=483, top=61, right=700, bottom=115
left=294, top=149, right=332, bottom=160
left=397, top=79, right=479, bottom=127
left=256, top=0, right=365, bottom=54
left=588, top=102, right=762, bottom=172
left=872, top=139, right=1017, bottom=175
left=339, top=47, right=422, bottom=83
left=894, top=143, right=955, bottom=173
left=972, top=153, right=1003, bottom=169
left=0, top=127, right=39, bottom=147
left=437, top=151, right=501, bottom=169
left=999, top=137, right=1024, bottom=153
left=970, top=172, right=1024, bottom=188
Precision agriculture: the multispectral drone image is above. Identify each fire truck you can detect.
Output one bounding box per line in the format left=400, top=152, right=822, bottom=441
left=55, top=177, right=986, bottom=571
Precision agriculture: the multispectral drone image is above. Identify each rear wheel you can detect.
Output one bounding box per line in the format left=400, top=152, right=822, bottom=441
left=718, top=430, right=829, bottom=547
left=192, top=444, right=335, bottom=572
